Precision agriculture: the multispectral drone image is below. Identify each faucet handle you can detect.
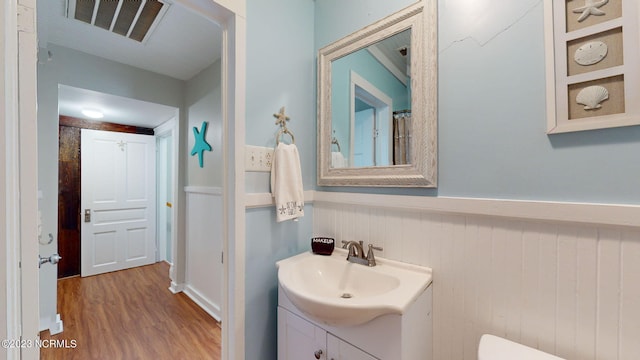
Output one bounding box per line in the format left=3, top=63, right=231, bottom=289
left=366, top=244, right=383, bottom=266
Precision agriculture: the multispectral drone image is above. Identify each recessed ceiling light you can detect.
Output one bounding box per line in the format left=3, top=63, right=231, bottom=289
left=81, top=109, right=104, bottom=119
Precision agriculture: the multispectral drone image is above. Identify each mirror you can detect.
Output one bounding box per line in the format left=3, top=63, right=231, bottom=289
left=332, top=29, right=410, bottom=168
left=318, top=2, right=437, bottom=187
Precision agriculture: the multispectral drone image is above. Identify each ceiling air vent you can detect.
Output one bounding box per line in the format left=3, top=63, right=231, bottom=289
left=67, top=0, right=169, bottom=43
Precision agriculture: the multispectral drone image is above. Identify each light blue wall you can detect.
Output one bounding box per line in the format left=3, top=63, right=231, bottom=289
left=185, top=59, right=223, bottom=187
left=245, top=0, right=316, bottom=189
left=244, top=0, right=315, bottom=359
left=314, top=0, right=414, bottom=49
left=245, top=206, right=312, bottom=359
left=315, top=0, right=640, bottom=205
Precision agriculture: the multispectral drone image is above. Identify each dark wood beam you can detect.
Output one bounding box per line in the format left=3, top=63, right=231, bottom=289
left=59, top=115, right=155, bottom=135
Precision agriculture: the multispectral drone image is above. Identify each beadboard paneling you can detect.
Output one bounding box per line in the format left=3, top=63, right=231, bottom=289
left=313, top=200, right=640, bottom=360
left=185, top=188, right=223, bottom=321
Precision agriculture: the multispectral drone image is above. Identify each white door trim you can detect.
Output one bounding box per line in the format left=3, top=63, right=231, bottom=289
left=220, top=10, right=247, bottom=360
left=12, top=0, right=40, bottom=359
left=3, top=0, right=27, bottom=358
left=156, top=116, right=185, bottom=290
left=155, top=117, right=178, bottom=266
left=18, top=14, right=40, bottom=360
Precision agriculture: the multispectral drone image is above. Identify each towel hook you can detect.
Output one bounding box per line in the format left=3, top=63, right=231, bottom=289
left=274, top=106, right=295, bottom=144
left=331, top=137, right=341, bottom=152
left=331, top=129, right=341, bottom=152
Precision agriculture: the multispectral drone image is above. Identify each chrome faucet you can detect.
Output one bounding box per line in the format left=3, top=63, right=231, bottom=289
left=341, top=241, right=383, bottom=267
left=342, top=240, right=363, bottom=256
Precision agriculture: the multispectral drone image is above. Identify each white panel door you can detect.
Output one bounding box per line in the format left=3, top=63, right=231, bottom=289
left=81, top=129, right=156, bottom=276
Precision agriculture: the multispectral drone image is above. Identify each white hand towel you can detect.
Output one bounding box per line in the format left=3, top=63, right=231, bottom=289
left=271, top=143, right=304, bottom=222
left=331, top=151, right=348, bottom=168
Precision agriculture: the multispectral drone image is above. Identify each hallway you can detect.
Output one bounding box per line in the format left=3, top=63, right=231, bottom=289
left=40, top=262, right=221, bottom=360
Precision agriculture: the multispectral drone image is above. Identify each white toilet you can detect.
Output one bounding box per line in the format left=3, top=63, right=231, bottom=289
left=478, top=334, right=565, bottom=360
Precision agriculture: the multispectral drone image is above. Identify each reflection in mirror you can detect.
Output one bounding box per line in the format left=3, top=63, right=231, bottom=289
left=318, top=1, right=438, bottom=187
left=353, top=83, right=391, bottom=167
left=331, top=29, right=411, bottom=168
left=392, top=109, right=411, bottom=165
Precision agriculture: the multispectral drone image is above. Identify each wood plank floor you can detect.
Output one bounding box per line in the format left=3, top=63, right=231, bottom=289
left=40, top=262, right=221, bottom=360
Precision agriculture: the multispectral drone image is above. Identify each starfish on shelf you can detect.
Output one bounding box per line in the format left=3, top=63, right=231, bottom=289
left=572, top=0, right=609, bottom=22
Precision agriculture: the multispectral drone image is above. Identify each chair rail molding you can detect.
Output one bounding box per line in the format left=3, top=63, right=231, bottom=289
left=314, top=191, right=640, bottom=228
left=245, top=190, right=315, bottom=209
left=240, top=191, right=640, bottom=228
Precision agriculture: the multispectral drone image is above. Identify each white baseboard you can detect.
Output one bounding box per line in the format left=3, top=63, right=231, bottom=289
left=50, top=314, right=63, bottom=335
left=184, top=285, right=222, bottom=322
left=39, top=313, right=63, bottom=335
left=169, top=281, right=185, bottom=294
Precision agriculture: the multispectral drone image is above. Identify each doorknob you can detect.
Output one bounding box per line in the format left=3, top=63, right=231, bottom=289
left=39, top=253, right=62, bottom=268
left=84, top=209, right=91, bottom=222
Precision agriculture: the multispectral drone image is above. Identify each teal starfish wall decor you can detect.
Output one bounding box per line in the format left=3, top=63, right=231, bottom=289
left=190, top=121, right=212, bottom=168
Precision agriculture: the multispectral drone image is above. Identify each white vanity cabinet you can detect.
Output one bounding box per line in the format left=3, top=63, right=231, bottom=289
left=278, top=307, right=377, bottom=360
left=327, top=334, right=377, bottom=360
left=277, top=283, right=433, bottom=360
left=278, top=307, right=327, bottom=360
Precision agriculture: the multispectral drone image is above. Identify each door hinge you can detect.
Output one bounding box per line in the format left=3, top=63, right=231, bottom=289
left=221, top=252, right=224, bottom=264
left=17, top=5, right=35, bottom=33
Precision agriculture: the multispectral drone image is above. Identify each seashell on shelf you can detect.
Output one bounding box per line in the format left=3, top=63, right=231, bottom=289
left=574, top=41, right=608, bottom=66
left=576, top=85, right=609, bottom=110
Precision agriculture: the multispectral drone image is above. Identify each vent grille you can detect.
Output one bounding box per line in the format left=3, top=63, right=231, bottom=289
left=69, top=0, right=167, bottom=43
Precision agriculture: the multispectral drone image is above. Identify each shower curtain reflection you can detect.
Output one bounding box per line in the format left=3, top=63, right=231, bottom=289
left=393, top=110, right=411, bottom=165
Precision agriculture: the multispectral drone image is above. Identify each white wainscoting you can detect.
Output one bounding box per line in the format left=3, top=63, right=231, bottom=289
left=312, top=192, right=640, bottom=360
left=185, top=186, right=223, bottom=321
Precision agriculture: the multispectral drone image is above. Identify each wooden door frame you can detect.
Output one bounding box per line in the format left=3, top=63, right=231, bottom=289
left=59, top=115, right=155, bottom=135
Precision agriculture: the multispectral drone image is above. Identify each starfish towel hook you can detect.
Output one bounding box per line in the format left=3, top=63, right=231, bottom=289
left=273, top=106, right=290, bottom=127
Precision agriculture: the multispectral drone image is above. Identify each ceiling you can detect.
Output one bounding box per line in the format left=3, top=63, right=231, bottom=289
left=38, top=0, right=223, bottom=128
left=58, top=85, right=178, bottom=128
left=368, top=29, right=411, bottom=85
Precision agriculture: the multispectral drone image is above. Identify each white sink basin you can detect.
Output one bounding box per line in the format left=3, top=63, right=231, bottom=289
left=277, top=249, right=432, bottom=326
